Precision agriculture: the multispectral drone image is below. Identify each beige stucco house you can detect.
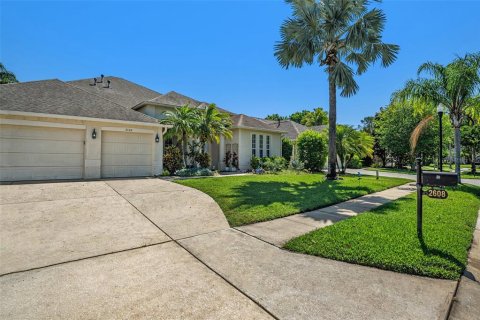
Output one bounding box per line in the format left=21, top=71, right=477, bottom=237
left=0, top=75, right=286, bottom=181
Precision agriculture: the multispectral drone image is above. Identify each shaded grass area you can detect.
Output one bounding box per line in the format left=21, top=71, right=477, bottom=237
left=364, top=166, right=479, bottom=179
left=177, top=173, right=408, bottom=227
left=285, top=184, right=480, bottom=280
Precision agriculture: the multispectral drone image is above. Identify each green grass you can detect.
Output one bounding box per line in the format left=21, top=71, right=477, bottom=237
left=284, top=184, right=480, bottom=280
left=365, top=166, right=479, bottom=179
left=177, top=172, right=409, bottom=227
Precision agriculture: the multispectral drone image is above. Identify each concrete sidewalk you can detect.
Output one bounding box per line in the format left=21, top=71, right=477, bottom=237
left=237, top=182, right=416, bottom=246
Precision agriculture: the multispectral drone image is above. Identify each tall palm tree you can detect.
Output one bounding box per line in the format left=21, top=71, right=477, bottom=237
left=275, top=0, right=399, bottom=179
left=160, top=105, right=199, bottom=167
left=395, top=53, right=480, bottom=182
left=197, top=104, right=232, bottom=152
left=0, top=63, right=18, bottom=84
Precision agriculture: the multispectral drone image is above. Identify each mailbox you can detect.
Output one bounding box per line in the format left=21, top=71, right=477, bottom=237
left=422, top=171, right=458, bottom=187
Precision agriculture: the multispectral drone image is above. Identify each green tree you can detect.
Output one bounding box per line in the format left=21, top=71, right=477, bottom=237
left=197, top=104, right=232, bottom=152
left=275, top=0, right=399, bottom=179
left=160, top=106, right=199, bottom=167
left=265, top=113, right=288, bottom=121
left=282, top=137, right=294, bottom=162
left=0, top=63, right=18, bottom=84
left=296, top=130, right=327, bottom=172
left=336, top=125, right=373, bottom=173
left=394, top=53, right=480, bottom=182
left=303, top=107, right=328, bottom=126
left=361, top=114, right=386, bottom=166
left=289, top=110, right=310, bottom=124
left=375, top=103, right=443, bottom=168
left=461, top=124, right=480, bottom=174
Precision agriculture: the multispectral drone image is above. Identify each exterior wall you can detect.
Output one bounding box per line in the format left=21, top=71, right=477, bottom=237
left=0, top=113, right=166, bottom=181
left=237, top=129, right=282, bottom=171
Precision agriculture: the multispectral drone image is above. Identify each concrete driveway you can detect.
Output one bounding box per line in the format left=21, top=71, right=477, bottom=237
left=0, top=178, right=457, bottom=319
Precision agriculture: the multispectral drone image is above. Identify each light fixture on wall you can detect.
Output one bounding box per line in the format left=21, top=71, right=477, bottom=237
left=92, top=128, right=97, bottom=139
left=155, top=133, right=160, bottom=143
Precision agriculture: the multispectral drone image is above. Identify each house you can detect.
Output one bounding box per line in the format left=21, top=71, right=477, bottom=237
left=0, top=75, right=286, bottom=181
left=0, top=78, right=170, bottom=181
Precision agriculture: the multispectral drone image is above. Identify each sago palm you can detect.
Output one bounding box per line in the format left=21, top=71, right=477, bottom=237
left=336, top=125, right=373, bottom=173
left=160, top=105, right=199, bottom=167
left=197, top=104, right=233, bottom=152
left=275, top=0, right=399, bottom=179
left=395, top=53, right=480, bottom=182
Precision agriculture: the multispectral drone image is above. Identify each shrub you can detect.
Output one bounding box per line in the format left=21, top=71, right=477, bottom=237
left=175, top=168, right=214, bottom=177
left=259, top=156, right=286, bottom=172
left=196, top=152, right=211, bottom=168
left=347, top=155, right=363, bottom=169
left=231, top=152, right=239, bottom=169
left=250, top=156, right=261, bottom=169
left=289, top=159, right=305, bottom=172
left=282, top=138, right=294, bottom=162
left=224, top=151, right=232, bottom=167
left=164, top=145, right=183, bottom=174
left=296, top=130, right=327, bottom=172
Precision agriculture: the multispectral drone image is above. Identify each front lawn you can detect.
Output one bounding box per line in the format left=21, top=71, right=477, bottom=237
left=284, top=184, right=480, bottom=280
left=177, top=173, right=409, bottom=226
left=364, top=166, right=479, bottom=179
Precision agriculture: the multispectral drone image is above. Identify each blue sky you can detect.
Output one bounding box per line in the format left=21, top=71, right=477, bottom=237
left=1, top=0, right=479, bottom=126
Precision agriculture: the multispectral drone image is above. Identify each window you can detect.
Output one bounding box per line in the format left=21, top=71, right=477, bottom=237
left=259, top=135, right=264, bottom=158
left=251, top=134, right=256, bottom=156
left=266, top=135, right=270, bottom=157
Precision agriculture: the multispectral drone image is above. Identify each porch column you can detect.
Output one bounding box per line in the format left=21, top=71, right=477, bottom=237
left=219, top=135, right=225, bottom=171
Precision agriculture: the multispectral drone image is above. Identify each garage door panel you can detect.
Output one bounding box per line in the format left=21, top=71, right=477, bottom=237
left=0, top=153, right=84, bottom=167
left=101, top=131, right=153, bottom=178
left=0, top=166, right=84, bottom=181
left=0, top=138, right=84, bottom=154
left=0, top=126, right=84, bottom=141
left=102, top=142, right=151, bottom=155
left=0, top=124, right=84, bottom=182
left=101, top=154, right=152, bottom=166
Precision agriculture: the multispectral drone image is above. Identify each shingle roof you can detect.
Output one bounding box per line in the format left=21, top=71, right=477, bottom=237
left=136, top=90, right=234, bottom=115
left=260, top=119, right=327, bottom=140
left=231, top=114, right=285, bottom=133
left=0, top=79, right=158, bottom=123
left=68, top=76, right=161, bottom=108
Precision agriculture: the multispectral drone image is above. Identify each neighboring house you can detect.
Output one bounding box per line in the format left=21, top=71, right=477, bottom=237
left=0, top=78, right=170, bottom=182
left=0, top=75, right=286, bottom=181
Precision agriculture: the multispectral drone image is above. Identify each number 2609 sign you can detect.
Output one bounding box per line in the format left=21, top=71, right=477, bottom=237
left=426, top=188, right=448, bottom=199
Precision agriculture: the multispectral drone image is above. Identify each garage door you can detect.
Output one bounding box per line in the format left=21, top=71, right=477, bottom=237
left=0, top=124, right=85, bottom=181
left=101, top=131, right=153, bottom=178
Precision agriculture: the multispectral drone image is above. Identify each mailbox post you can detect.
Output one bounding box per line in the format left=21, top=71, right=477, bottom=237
left=416, top=158, right=423, bottom=238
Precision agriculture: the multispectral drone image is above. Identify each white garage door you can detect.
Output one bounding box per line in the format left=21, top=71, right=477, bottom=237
left=101, top=131, right=153, bottom=178
left=0, top=124, right=85, bottom=181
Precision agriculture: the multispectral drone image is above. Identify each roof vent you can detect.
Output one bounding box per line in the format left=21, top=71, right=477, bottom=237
left=103, top=80, right=111, bottom=88
left=99, top=74, right=104, bottom=83
left=90, top=78, right=97, bottom=86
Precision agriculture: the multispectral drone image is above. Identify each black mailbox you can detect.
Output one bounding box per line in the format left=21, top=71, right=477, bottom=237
left=422, top=171, right=458, bottom=187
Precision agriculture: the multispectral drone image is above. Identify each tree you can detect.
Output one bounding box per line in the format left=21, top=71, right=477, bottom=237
left=265, top=113, right=288, bottom=121
left=197, top=104, right=232, bottom=152
left=461, top=124, right=480, bottom=174
left=0, top=63, right=18, bottom=84
left=361, top=114, right=386, bottom=166
left=375, top=103, right=443, bottom=169
left=275, top=0, right=399, bottom=180
left=303, top=107, right=328, bottom=126
left=289, top=110, right=310, bottom=124
left=336, top=125, right=373, bottom=173
left=394, top=53, right=480, bottom=182
left=296, top=130, right=327, bottom=172
left=160, top=106, right=199, bottom=167
left=282, top=137, right=294, bottom=162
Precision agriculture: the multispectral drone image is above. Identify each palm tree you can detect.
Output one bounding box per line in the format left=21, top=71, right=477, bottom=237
left=395, top=53, right=480, bottom=182
left=160, top=105, right=199, bottom=167
left=197, top=104, right=232, bottom=152
left=336, top=125, right=373, bottom=173
left=275, top=0, right=399, bottom=179
left=0, top=63, right=18, bottom=84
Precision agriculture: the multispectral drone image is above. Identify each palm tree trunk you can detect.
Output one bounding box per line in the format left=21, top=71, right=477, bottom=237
left=327, top=67, right=337, bottom=180
left=453, top=119, right=462, bottom=183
